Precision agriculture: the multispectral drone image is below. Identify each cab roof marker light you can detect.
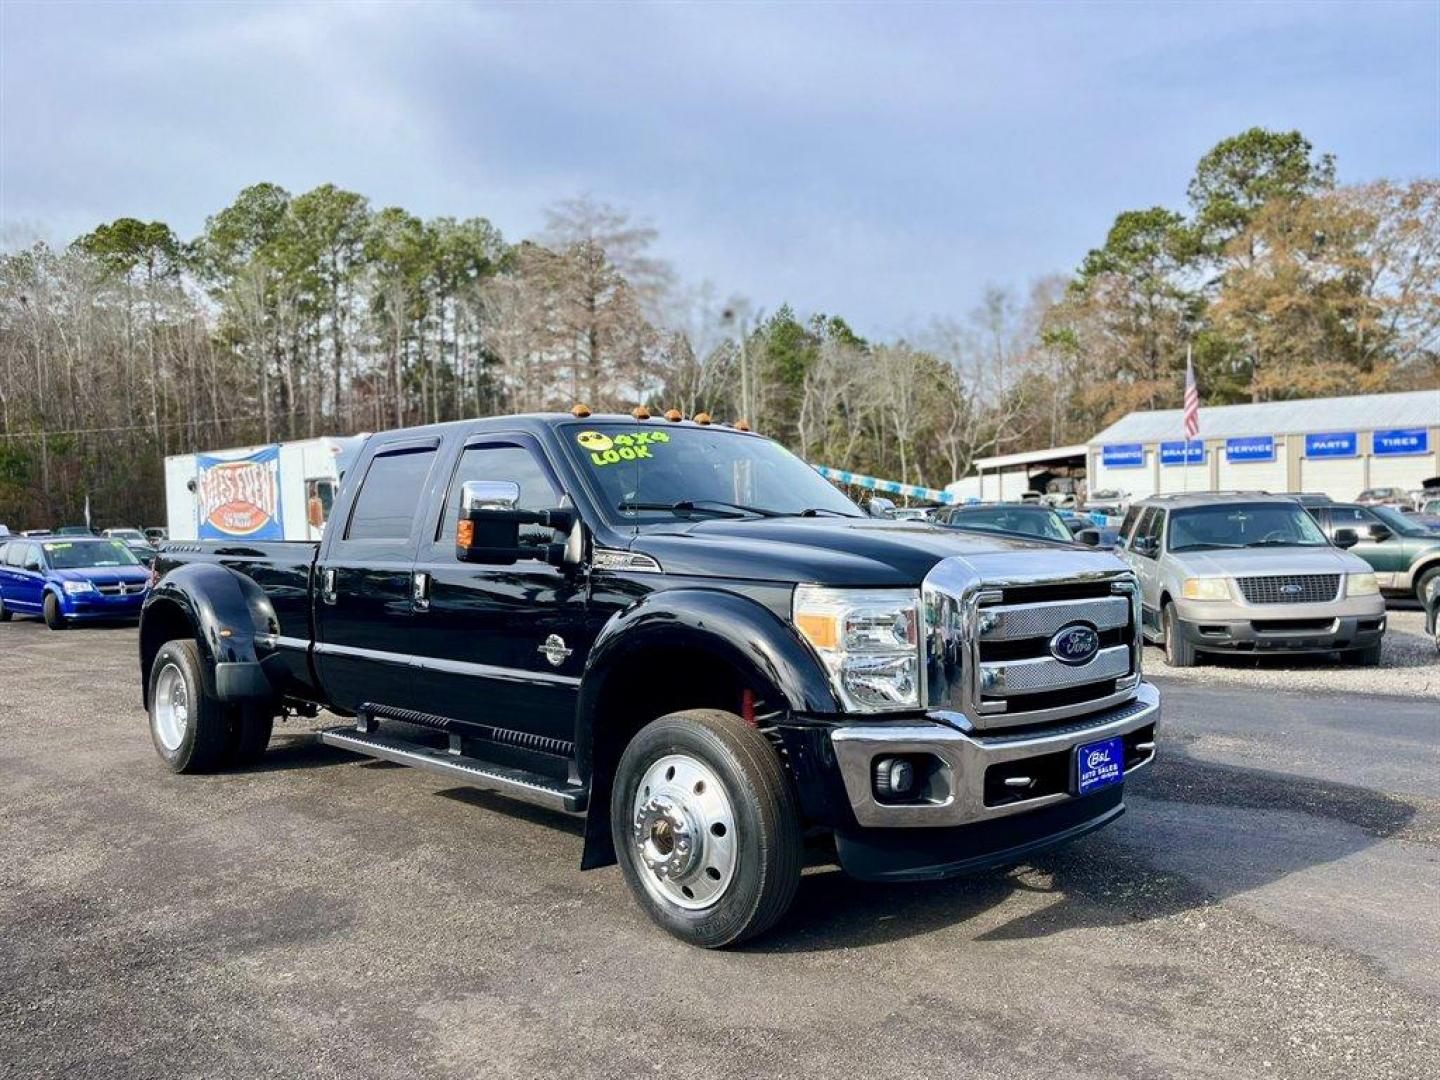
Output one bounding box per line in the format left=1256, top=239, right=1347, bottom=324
left=664, top=409, right=683, bottom=422
left=693, top=412, right=712, bottom=425
left=571, top=403, right=592, bottom=418
left=632, top=406, right=651, bottom=420
left=733, top=419, right=751, bottom=432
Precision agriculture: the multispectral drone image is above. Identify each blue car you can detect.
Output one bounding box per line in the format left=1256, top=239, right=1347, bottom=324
left=0, top=536, right=150, bottom=629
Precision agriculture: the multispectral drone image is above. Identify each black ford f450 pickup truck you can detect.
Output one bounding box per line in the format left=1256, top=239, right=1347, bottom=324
left=139, top=411, right=1159, bottom=947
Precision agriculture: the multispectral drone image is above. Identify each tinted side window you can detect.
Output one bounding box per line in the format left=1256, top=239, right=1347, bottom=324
left=345, top=448, right=437, bottom=541
left=1329, top=506, right=1379, bottom=526
left=22, top=544, right=43, bottom=571
left=440, top=444, right=560, bottom=549
left=3, top=542, right=23, bottom=567
left=1132, top=508, right=1160, bottom=556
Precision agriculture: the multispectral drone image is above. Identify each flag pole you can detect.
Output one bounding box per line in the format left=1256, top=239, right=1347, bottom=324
left=1183, top=344, right=1190, bottom=494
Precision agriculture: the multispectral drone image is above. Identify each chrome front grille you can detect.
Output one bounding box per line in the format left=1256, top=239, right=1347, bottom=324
left=1236, top=574, right=1340, bottom=605
left=922, top=553, right=1142, bottom=732
left=95, top=582, right=142, bottom=596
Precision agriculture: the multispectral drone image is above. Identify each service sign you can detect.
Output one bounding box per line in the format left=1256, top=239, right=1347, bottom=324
left=196, top=447, right=284, bottom=540
left=1304, top=432, right=1357, bottom=458
left=1101, top=443, right=1145, bottom=469
left=1225, top=435, right=1275, bottom=463
left=1372, top=428, right=1430, bottom=457
left=1159, top=440, right=1205, bottom=466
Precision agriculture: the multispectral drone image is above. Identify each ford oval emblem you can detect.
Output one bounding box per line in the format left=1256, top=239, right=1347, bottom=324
left=1049, top=622, right=1100, bottom=666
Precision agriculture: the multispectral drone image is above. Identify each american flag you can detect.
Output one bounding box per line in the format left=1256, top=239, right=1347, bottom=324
left=1182, top=350, right=1200, bottom=440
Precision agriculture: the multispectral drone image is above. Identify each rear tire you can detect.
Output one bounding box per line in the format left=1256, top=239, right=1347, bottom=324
left=43, top=593, right=66, bottom=630
left=1345, top=642, right=1382, bottom=667
left=1162, top=603, right=1197, bottom=667
left=0, top=597, right=12, bottom=622
left=611, top=708, right=802, bottom=948
left=147, top=639, right=231, bottom=773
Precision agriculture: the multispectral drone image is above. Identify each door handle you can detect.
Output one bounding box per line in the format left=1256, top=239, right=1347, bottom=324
left=412, top=571, right=431, bottom=612
left=320, top=567, right=337, bottom=606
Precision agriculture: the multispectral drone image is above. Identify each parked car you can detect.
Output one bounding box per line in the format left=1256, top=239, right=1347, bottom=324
left=1085, top=489, right=1129, bottom=518
left=54, top=525, right=97, bottom=536
left=143, top=527, right=169, bottom=546
left=1400, top=508, right=1440, bottom=533
left=1306, top=503, right=1440, bottom=604
left=138, top=410, right=1158, bottom=947
left=935, top=502, right=1075, bottom=543
left=889, top=507, right=935, bottom=522
left=1116, top=493, right=1385, bottom=667
left=102, top=527, right=157, bottom=559
left=1281, top=492, right=1333, bottom=508
left=1354, top=486, right=1410, bottom=508
left=0, top=536, right=150, bottom=628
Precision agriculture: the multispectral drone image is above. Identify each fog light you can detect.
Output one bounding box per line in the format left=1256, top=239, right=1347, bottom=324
left=873, top=756, right=915, bottom=799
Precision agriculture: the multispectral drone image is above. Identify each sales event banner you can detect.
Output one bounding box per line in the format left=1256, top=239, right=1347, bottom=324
left=1372, top=428, right=1431, bottom=457
left=1101, top=444, right=1145, bottom=468
left=1304, top=432, right=1357, bottom=458
left=1159, top=440, right=1205, bottom=466
left=1225, top=435, right=1275, bottom=463
left=196, top=446, right=284, bottom=539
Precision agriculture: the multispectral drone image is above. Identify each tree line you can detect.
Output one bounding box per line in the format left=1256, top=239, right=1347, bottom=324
left=0, top=127, right=1435, bottom=527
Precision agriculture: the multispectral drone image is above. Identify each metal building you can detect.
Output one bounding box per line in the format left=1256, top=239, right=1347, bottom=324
left=1086, top=389, right=1440, bottom=502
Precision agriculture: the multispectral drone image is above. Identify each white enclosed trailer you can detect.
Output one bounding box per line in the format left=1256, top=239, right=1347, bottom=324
left=164, top=436, right=367, bottom=542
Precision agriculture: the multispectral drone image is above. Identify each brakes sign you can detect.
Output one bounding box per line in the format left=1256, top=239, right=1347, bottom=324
left=196, top=447, right=283, bottom=539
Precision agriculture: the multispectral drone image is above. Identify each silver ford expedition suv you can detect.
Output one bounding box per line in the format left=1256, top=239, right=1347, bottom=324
left=1117, top=493, right=1386, bottom=666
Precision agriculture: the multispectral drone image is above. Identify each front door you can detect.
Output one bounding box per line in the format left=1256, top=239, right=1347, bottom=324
left=403, top=435, right=591, bottom=751
left=314, top=437, right=442, bottom=715
left=1128, top=508, right=1164, bottom=632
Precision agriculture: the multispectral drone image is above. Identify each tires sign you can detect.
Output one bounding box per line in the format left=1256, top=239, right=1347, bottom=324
left=196, top=447, right=284, bottom=539
left=1373, top=429, right=1430, bottom=456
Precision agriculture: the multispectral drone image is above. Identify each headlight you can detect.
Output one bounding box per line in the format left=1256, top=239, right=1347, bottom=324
left=1346, top=572, right=1379, bottom=597
left=792, top=586, right=920, bottom=711
left=1182, top=577, right=1230, bottom=601
left=62, top=580, right=95, bottom=595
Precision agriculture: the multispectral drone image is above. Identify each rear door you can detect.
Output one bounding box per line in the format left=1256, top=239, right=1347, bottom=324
left=401, top=433, right=590, bottom=749
left=313, top=436, right=442, bottom=714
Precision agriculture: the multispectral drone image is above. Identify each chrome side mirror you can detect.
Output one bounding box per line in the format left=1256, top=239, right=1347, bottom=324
left=461, top=480, right=521, bottom=513
left=868, top=496, right=897, bottom=519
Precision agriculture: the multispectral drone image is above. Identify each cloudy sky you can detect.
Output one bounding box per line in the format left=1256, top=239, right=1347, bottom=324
left=2, top=1, right=1436, bottom=336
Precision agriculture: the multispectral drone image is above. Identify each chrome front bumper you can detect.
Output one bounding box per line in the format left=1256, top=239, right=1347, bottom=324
left=829, top=682, right=1159, bottom=828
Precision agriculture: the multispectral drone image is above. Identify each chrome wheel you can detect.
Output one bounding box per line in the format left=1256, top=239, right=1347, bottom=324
left=153, top=662, right=189, bottom=752
left=631, top=753, right=738, bottom=911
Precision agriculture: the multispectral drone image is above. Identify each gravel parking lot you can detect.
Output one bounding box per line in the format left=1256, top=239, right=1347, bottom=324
left=2, top=620, right=1438, bottom=1080
left=1143, top=607, right=1440, bottom=699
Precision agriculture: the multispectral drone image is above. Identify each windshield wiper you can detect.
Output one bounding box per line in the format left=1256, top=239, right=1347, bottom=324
left=793, top=507, right=861, bottom=518
left=617, top=499, right=779, bottom=519
left=1170, top=542, right=1245, bottom=551
left=1245, top=539, right=1322, bottom=547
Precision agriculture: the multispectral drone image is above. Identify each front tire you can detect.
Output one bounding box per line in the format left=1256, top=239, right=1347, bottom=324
left=43, top=593, right=67, bottom=630
left=147, top=639, right=232, bottom=773
left=1162, top=603, right=1197, bottom=667
left=1415, top=566, right=1440, bottom=607
left=0, top=597, right=12, bottom=622
left=611, top=709, right=802, bottom=948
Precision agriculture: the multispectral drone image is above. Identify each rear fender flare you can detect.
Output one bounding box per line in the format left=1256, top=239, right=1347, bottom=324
left=139, top=562, right=280, bottom=706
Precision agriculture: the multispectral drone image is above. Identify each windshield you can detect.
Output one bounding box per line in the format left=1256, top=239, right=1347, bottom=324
left=1168, top=503, right=1328, bottom=551
left=943, top=506, right=1072, bottom=542
left=108, top=529, right=145, bottom=541
left=42, top=540, right=141, bottom=569
left=564, top=423, right=862, bottom=524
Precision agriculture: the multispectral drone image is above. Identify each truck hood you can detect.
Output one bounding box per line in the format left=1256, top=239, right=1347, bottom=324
left=1173, top=545, right=1370, bottom=577
left=629, top=517, right=1128, bottom=586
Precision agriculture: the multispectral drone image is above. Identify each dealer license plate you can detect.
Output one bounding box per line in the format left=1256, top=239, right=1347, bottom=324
left=1075, top=736, right=1125, bottom=796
